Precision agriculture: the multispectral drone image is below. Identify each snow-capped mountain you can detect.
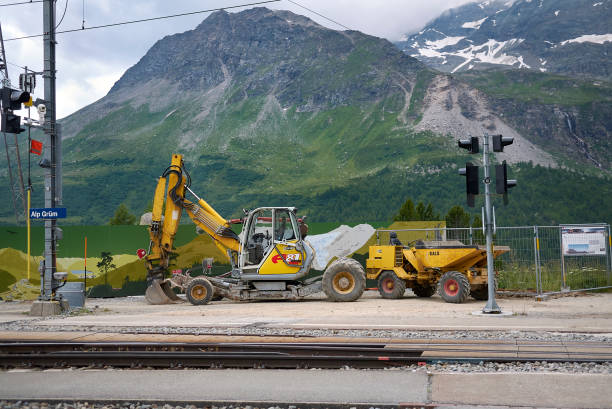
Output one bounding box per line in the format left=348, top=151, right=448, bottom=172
left=396, top=0, right=612, bottom=79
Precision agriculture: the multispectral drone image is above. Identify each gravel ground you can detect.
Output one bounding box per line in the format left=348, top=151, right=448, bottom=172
left=1, top=403, right=395, bottom=409
left=1, top=403, right=381, bottom=409
left=1, top=293, right=612, bottom=343
left=1, top=314, right=610, bottom=343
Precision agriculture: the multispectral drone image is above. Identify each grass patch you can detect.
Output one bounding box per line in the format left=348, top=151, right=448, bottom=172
left=458, top=70, right=612, bottom=106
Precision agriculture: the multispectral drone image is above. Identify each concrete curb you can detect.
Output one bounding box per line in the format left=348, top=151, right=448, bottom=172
left=1, top=369, right=611, bottom=408
left=430, top=372, right=612, bottom=408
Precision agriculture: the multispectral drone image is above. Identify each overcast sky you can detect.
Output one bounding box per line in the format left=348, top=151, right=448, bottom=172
left=1, top=0, right=473, bottom=119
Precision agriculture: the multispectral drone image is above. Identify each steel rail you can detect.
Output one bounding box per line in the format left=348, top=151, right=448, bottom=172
left=0, top=341, right=424, bottom=369
left=1, top=341, right=611, bottom=369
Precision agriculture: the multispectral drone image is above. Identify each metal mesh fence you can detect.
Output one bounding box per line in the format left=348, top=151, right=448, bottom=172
left=375, top=224, right=611, bottom=296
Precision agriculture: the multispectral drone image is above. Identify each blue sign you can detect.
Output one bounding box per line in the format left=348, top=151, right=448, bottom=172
left=30, top=207, right=67, bottom=219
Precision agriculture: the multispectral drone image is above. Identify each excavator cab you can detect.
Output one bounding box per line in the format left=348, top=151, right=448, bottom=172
left=239, top=207, right=311, bottom=280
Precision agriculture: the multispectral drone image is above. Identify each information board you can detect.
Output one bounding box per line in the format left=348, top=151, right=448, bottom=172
left=561, top=225, right=608, bottom=256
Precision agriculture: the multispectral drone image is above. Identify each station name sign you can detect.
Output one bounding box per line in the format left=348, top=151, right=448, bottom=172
left=30, top=207, right=67, bottom=219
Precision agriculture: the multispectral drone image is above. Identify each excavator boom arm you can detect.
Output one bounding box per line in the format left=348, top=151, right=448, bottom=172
left=145, top=154, right=240, bottom=280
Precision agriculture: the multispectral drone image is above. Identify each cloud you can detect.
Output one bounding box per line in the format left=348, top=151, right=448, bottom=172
left=1, top=0, right=473, bottom=119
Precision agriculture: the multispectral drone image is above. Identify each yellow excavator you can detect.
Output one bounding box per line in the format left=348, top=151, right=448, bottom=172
left=144, top=154, right=366, bottom=305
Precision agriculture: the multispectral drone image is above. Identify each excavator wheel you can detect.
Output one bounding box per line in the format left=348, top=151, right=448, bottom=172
left=323, top=257, right=366, bottom=302
left=377, top=271, right=406, bottom=299
left=186, top=277, right=214, bottom=305
left=438, top=271, right=470, bottom=303
left=411, top=284, right=436, bottom=298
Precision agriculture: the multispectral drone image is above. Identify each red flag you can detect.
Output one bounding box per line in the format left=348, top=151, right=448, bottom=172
left=30, top=139, right=43, bottom=155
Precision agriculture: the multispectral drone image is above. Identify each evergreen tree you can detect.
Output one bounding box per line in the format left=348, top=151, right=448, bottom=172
left=445, top=205, right=471, bottom=228
left=394, top=199, right=416, bottom=221
left=109, top=203, right=136, bottom=225
left=415, top=202, right=426, bottom=220
left=424, top=203, right=440, bottom=220
left=395, top=198, right=442, bottom=221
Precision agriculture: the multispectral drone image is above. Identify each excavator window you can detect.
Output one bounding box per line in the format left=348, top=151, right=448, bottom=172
left=274, top=209, right=298, bottom=242
left=245, top=209, right=273, bottom=265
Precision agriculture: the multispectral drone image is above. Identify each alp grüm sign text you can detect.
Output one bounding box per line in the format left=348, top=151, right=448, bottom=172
left=30, top=207, right=67, bottom=219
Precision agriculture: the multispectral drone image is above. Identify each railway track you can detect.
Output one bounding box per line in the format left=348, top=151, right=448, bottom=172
left=2, top=339, right=611, bottom=369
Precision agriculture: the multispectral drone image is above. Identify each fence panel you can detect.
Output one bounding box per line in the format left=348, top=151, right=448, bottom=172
left=537, top=226, right=564, bottom=293
left=493, top=227, right=538, bottom=293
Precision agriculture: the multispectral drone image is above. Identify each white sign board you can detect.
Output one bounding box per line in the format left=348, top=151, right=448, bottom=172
left=561, top=225, right=608, bottom=256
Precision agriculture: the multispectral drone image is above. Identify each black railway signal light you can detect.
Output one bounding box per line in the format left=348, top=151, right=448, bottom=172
left=1, top=87, right=31, bottom=110
left=459, top=162, right=479, bottom=207
left=0, top=87, right=31, bottom=134
left=1, top=112, right=25, bottom=134
left=458, top=136, right=479, bottom=153
left=492, top=134, right=514, bottom=152
left=495, top=160, right=517, bottom=205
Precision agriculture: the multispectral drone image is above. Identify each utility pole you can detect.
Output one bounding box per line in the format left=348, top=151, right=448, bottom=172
left=31, top=0, right=65, bottom=315
left=481, top=135, right=501, bottom=313
left=42, top=0, right=58, bottom=300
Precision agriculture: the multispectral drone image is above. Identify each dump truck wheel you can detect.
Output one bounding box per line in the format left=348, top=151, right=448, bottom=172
left=323, top=257, right=366, bottom=302
left=412, top=284, right=435, bottom=298
left=186, top=278, right=213, bottom=305
left=438, top=271, right=470, bottom=303
left=377, top=271, right=406, bottom=299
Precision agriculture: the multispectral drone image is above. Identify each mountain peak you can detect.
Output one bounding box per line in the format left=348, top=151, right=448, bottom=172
left=199, top=7, right=325, bottom=30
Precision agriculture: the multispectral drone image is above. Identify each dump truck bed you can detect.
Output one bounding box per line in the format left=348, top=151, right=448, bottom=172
left=411, top=241, right=510, bottom=270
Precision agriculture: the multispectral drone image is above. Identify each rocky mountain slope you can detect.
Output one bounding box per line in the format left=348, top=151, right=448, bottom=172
left=396, top=0, right=612, bottom=80
left=2, top=7, right=610, bottom=226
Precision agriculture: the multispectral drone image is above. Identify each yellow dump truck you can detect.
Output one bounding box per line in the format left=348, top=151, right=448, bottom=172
left=366, top=240, right=510, bottom=303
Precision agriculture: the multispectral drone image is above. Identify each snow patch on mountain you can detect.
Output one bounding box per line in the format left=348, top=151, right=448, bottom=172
left=462, top=17, right=488, bottom=29
left=560, top=34, right=612, bottom=45
left=426, top=36, right=465, bottom=49
left=410, top=37, right=529, bottom=73
left=451, top=38, right=527, bottom=72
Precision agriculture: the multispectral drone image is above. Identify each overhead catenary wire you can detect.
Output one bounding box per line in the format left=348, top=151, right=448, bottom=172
left=285, top=0, right=351, bottom=31
left=4, top=0, right=282, bottom=41
left=0, top=0, right=43, bottom=7
left=5, top=60, right=42, bottom=75
left=55, top=0, right=69, bottom=29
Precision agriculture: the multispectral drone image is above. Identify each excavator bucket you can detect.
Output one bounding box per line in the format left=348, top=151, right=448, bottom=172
left=145, top=279, right=182, bottom=304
